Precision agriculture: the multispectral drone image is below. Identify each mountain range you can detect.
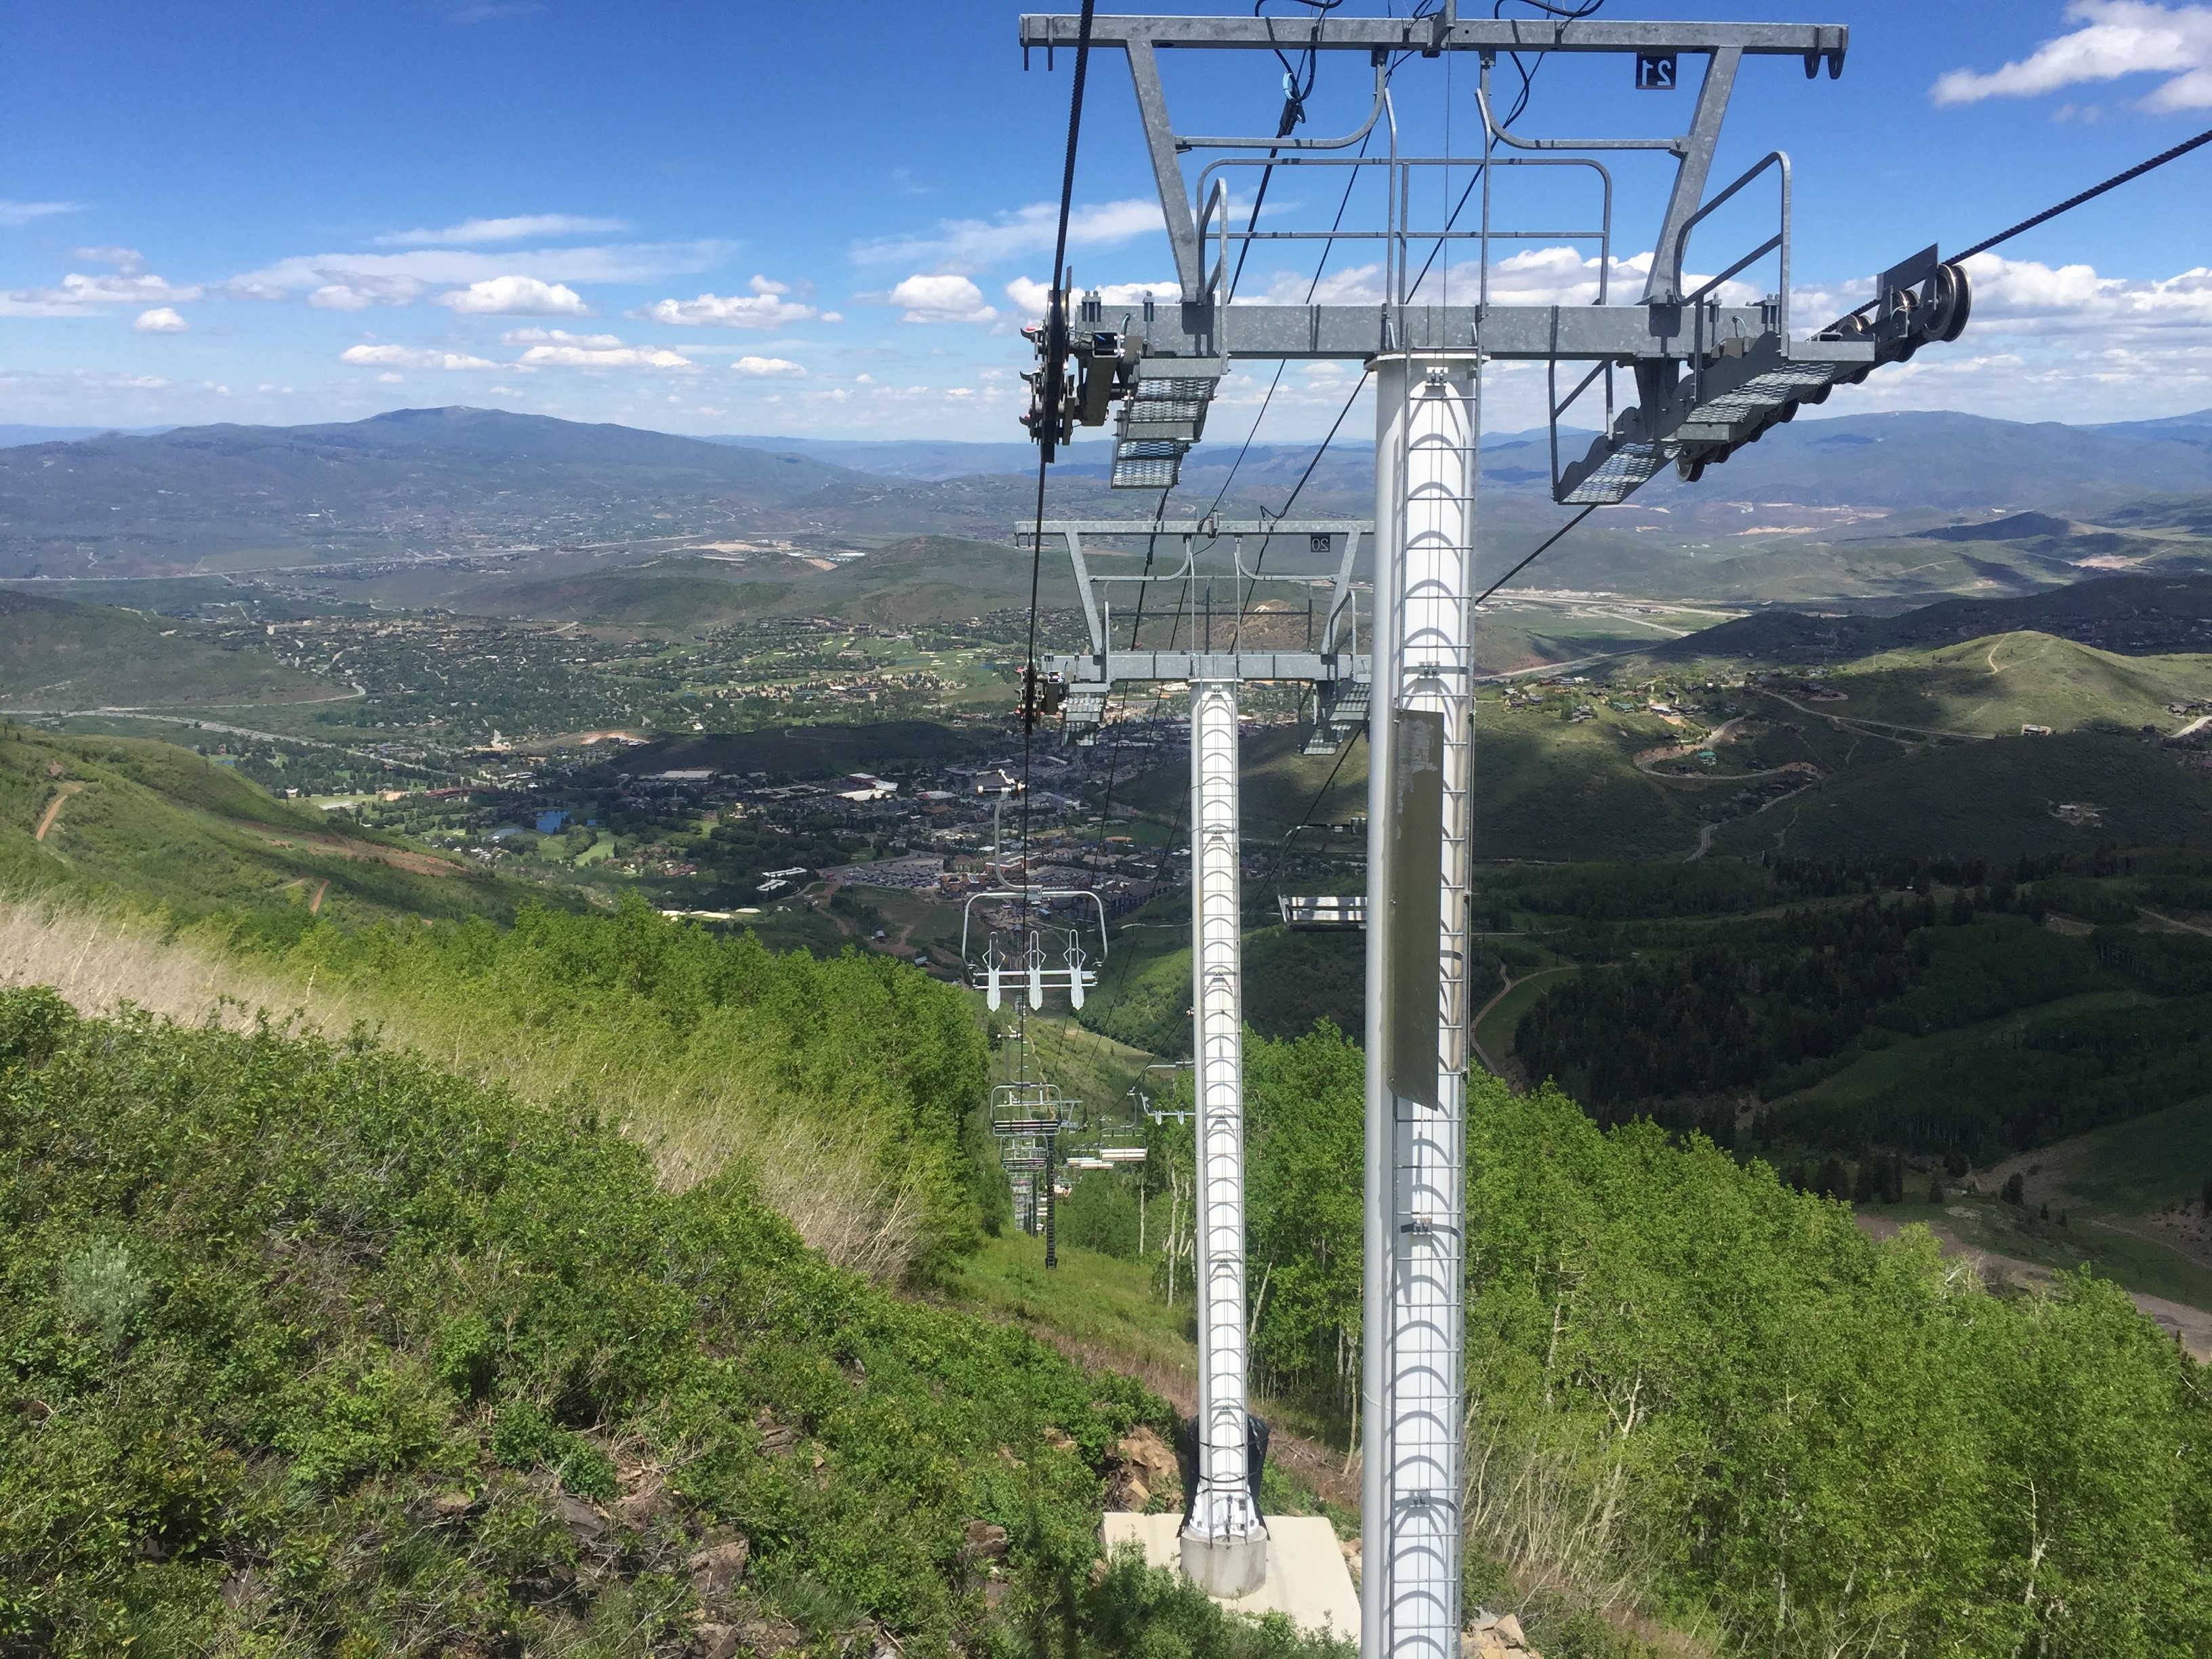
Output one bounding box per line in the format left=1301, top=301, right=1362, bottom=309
left=0, top=403, right=2207, bottom=610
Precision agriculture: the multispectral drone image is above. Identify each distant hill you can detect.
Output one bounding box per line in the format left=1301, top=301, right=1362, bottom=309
left=1708, top=731, right=2212, bottom=861
left=0, top=589, right=333, bottom=708
left=2088, top=408, right=2212, bottom=447
left=1658, top=574, right=2212, bottom=663
left=0, top=407, right=899, bottom=581
left=0, top=423, right=171, bottom=446
left=449, top=537, right=1086, bottom=627
left=1633, top=409, right=2212, bottom=513
left=1917, top=512, right=2079, bottom=543
left=0, top=726, right=524, bottom=922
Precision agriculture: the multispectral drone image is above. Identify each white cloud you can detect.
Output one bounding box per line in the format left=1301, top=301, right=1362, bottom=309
left=516, top=342, right=692, bottom=368
left=630, top=278, right=821, bottom=328
left=377, top=371, right=405, bottom=384
left=1933, top=2, right=2212, bottom=110
left=5, top=270, right=203, bottom=310
left=854, top=198, right=1164, bottom=270
left=303, top=273, right=426, bottom=309
left=449, top=2, right=542, bottom=21
left=733, top=356, right=805, bottom=377
left=71, top=245, right=146, bottom=274
left=309, top=284, right=386, bottom=310
left=0, top=200, right=81, bottom=227
left=377, top=213, right=629, bottom=245
left=340, top=344, right=496, bottom=370
left=132, top=307, right=188, bottom=334
left=226, top=241, right=731, bottom=301
left=1004, top=276, right=1179, bottom=317
left=502, top=327, right=623, bottom=347
left=433, top=274, right=592, bottom=316
left=1217, top=247, right=1750, bottom=311
left=884, top=273, right=996, bottom=324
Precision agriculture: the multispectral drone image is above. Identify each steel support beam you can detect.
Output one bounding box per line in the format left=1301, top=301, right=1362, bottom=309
left=1022, top=15, right=1847, bottom=58
left=1183, top=675, right=1267, bottom=1596
left=1054, top=650, right=1360, bottom=685
left=1124, top=303, right=1876, bottom=363
left=1361, top=356, right=1475, bottom=1659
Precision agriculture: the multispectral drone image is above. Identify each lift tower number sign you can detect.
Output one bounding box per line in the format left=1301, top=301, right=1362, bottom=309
left=1635, top=52, right=1678, bottom=89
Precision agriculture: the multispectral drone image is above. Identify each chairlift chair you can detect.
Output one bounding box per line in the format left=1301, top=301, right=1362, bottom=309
left=962, top=888, right=1109, bottom=1010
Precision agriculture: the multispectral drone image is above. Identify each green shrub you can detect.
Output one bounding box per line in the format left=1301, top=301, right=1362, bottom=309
left=2, top=991, right=1347, bottom=1658
left=243, top=895, right=1002, bottom=1274
left=55, top=1240, right=150, bottom=1351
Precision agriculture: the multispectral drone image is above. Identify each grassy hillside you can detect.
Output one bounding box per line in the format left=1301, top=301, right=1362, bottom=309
left=1658, top=573, right=2212, bottom=663
left=1110, top=716, right=1694, bottom=863
left=453, top=565, right=794, bottom=630
left=0, top=989, right=1351, bottom=1659
left=1824, top=632, right=2212, bottom=736
left=0, top=591, right=332, bottom=709
left=1709, top=731, right=2212, bottom=860
left=0, top=724, right=523, bottom=924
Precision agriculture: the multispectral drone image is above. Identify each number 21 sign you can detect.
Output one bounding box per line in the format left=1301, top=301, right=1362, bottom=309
left=1635, top=53, right=1678, bottom=91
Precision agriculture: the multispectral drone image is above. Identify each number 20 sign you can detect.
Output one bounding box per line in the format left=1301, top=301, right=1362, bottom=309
left=1635, top=53, right=1678, bottom=91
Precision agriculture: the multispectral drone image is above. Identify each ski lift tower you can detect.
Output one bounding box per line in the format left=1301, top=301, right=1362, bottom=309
left=1021, top=513, right=1368, bottom=1600
left=1018, top=7, right=1972, bottom=1651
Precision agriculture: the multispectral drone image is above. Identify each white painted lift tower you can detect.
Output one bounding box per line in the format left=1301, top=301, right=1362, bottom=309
left=1016, top=7, right=1971, bottom=1652
left=1021, top=514, right=1370, bottom=1597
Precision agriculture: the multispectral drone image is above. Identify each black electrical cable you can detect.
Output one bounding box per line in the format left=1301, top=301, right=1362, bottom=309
left=1206, top=129, right=1376, bottom=521
left=1256, top=725, right=1364, bottom=899
left=1474, top=504, right=1595, bottom=608
left=1082, top=491, right=1172, bottom=884
left=1225, top=1, right=1343, bottom=302
left=1012, top=0, right=1096, bottom=1165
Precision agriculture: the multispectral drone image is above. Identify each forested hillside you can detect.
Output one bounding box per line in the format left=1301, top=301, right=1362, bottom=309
left=1151, top=1025, right=2212, bottom=1658
left=1504, top=850, right=2212, bottom=1167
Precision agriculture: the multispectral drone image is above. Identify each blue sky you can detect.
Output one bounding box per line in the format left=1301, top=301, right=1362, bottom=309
left=1, top=0, right=2207, bottom=441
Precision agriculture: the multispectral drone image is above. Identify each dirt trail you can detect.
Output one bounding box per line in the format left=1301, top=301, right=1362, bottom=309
left=246, top=825, right=460, bottom=878
left=33, top=783, right=84, bottom=842
left=1856, top=1213, right=2212, bottom=1360
left=1758, top=687, right=1991, bottom=745
left=1471, top=965, right=1574, bottom=1077
left=998, top=1319, right=1361, bottom=1513
left=2139, top=906, right=2212, bottom=937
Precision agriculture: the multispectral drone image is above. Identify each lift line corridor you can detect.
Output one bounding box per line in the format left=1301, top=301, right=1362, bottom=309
left=1007, top=7, right=1974, bottom=1652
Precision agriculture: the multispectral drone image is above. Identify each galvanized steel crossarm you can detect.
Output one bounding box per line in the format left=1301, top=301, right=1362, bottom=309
left=1127, top=304, right=1884, bottom=363
left=1046, top=649, right=1366, bottom=684
left=1101, top=306, right=1885, bottom=364
left=1020, top=15, right=1847, bottom=58
left=1015, top=518, right=1370, bottom=537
